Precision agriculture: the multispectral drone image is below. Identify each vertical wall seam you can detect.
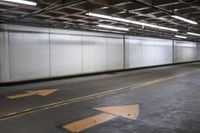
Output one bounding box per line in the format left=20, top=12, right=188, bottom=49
left=0, top=26, right=3, bottom=81
left=48, top=26, right=51, bottom=77
left=172, top=40, right=175, bottom=63
left=123, top=34, right=126, bottom=69
left=199, top=43, right=200, bottom=60
left=141, top=38, right=143, bottom=66
left=7, top=24, right=11, bottom=81
left=81, top=32, right=84, bottom=73
left=0, top=33, right=1, bottom=81
left=106, top=37, right=108, bottom=71
left=126, top=35, right=130, bottom=69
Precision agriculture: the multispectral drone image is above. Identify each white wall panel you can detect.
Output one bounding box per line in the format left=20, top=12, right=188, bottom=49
left=82, top=36, right=107, bottom=72
left=107, top=37, right=124, bottom=70
left=125, top=36, right=173, bottom=68
left=142, top=38, right=173, bottom=66
left=174, top=41, right=198, bottom=63
left=50, top=33, right=83, bottom=76
left=9, top=29, right=50, bottom=81
left=125, top=38, right=143, bottom=68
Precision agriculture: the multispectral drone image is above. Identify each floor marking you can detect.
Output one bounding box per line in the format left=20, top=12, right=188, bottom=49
left=63, top=104, right=139, bottom=133
left=1, top=69, right=200, bottom=121
left=6, top=89, right=58, bottom=99
left=94, top=104, right=140, bottom=120
left=63, top=113, right=115, bottom=133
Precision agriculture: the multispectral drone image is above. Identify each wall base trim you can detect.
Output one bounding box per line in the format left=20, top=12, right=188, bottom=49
left=0, top=61, right=199, bottom=86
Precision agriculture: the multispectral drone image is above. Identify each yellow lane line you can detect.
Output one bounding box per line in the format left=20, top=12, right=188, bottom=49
left=0, top=69, right=200, bottom=121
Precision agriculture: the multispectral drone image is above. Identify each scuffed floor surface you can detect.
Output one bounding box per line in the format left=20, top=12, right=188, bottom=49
left=0, top=63, right=200, bottom=133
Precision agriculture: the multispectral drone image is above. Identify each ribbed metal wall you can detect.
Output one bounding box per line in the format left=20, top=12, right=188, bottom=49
left=125, top=36, right=173, bottom=68
left=174, top=41, right=199, bottom=63
left=0, top=24, right=10, bottom=82
left=0, top=24, right=199, bottom=83
left=0, top=24, right=124, bottom=82
left=8, top=25, right=50, bottom=81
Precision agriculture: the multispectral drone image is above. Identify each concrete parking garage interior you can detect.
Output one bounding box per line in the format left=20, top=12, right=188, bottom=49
left=1, top=0, right=200, bottom=133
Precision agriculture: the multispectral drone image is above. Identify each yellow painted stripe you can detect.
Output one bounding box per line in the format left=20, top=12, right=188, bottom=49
left=63, top=113, right=115, bottom=133
left=6, top=112, right=17, bottom=116
left=7, top=93, right=34, bottom=100
left=1, top=69, right=200, bottom=121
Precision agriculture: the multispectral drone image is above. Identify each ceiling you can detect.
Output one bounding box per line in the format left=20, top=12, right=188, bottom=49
left=0, top=0, right=200, bottom=41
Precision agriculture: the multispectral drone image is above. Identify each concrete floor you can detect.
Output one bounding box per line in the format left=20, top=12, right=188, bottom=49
left=0, top=63, right=200, bottom=133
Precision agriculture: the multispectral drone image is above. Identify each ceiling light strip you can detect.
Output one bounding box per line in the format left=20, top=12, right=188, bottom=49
left=2, top=0, right=37, bottom=6
left=187, top=32, right=200, bottom=37
left=87, top=12, right=178, bottom=32
left=175, top=35, right=187, bottom=39
left=98, top=24, right=129, bottom=31
left=171, top=15, right=197, bottom=25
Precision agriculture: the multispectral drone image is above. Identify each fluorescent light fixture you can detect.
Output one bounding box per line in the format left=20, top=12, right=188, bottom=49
left=88, top=13, right=112, bottom=20
left=87, top=12, right=178, bottom=32
left=133, top=22, right=178, bottom=32
left=98, top=24, right=129, bottom=31
left=175, top=35, right=187, bottom=39
left=0, top=8, right=6, bottom=11
left=171, top=15, right=197, bottom=25
left=187, top=32, right=200, bottom=37
left=2, top=0, right=37, bottom=6
left=94, top=29, right=125, bottom=34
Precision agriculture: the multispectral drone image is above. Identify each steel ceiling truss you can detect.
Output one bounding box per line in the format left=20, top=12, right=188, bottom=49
left=0, top=0, right=200, bottom=41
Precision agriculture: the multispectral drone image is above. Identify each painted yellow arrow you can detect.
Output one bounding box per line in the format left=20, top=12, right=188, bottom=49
left=6, top=89, right=58, bottom=99
left=63, top=104, right=139, bottom=133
